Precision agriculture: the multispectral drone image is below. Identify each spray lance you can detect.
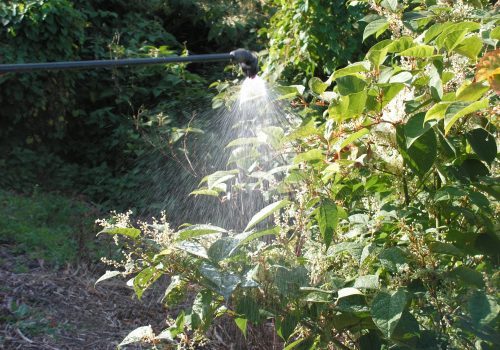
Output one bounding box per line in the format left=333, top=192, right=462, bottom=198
left=0, top=48, right=259, bottom=78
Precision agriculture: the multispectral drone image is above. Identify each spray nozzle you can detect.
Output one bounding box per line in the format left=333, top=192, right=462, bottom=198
left=230, top=49, right=258, bottom=78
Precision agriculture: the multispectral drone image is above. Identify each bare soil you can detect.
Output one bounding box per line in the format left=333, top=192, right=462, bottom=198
left=0, top=245, right=282, bottom=350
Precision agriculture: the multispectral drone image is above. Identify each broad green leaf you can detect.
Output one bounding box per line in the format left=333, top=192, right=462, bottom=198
left=283, top=338, right=304, bottom=350
left=191, top=290, right=213, bottom=330
left=449, top=266, right=484, bottom=288
left=95, top=270, right=121, bottom=286
left=363, top=18, right=389, bottom=41
left=134, top=266, right=162, bottom=299
left=332, top=61, right=370, bottom=80
left=99, top=227, right=141, bottom=239
left=207, top=237, right=240, bottom=263
left=381, top=0, right=398, bottom=12
left=378, top=83, right=405, bottom=108
left=491, top=26, right=500, bottom=40
left=200, top=263, right=240, bottom=300
left=177, top=224, right=227, bottom=241
left=466, top=128, right=497, bottom=164
left=424, top=102, right=451, bottom=122
left=468, top=291, right=500, bottom=327
left=424, top=22, right=454, bottom=43
left=379, top=247, right=408, bottom=273
left=399, top=45, right=435, bottom=57
left=235, top=318, right=248, bottom=338
left=366, top=48, right=388, bottom=69
left=339, top=128, right=369, bottom=150
left=294, top=149, right=323, bottom=164
left=454, top=36, right=483, bottom=60
left=244, top=199, right=290, bottom=231
left=387, top=36, right=414, bottom=53
left=336, top=75, right=367, bottom=95
left=235, top=227, right=279, bottom=247
left=162, top=275, right=183, bottom=304
left=404, top=113, right=434, bottom=148
left=428, top=61, right=443, bottom=100
left=456, top=82, right=489, bottom=102
left=317, top=199, right=338, bottom=249
left=309, top=77, right=329, bottom=94
left=354, top=275, right=380, bottom=289
left=200, top=170, right=239, bottom=189
left=442, top=29, right=468, bottom=51
left=119, top=326, right=154, bottom=347
left=337, top=287, right=363, bottom=299
left=429, top=241, right=463, bottom=256
left=397, top=125, right=437, bottom=177
left=236, top=295, right=260, bottom=323
left=176, top=240, right=209, bottom=259
left=372, top=290, right=407, bottom=338
left=444, top=99, right=489, bottom=134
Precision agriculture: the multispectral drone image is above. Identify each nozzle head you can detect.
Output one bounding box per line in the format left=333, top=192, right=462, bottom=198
left=230, top=49, right=258, bottom=78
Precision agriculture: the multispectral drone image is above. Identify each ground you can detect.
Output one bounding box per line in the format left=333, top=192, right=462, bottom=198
left=0, top=244, right=281, bottom=350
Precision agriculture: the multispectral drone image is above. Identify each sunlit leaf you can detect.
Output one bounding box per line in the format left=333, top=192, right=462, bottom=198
left=177, top=224, right=227, bottom=241
left=363, top=18, right=389, bottom=41
left=244, top=199, right=290, bottom=232
left=95, top=270, right=121, bottom=286
left=444, top=99, right=489, bottom=134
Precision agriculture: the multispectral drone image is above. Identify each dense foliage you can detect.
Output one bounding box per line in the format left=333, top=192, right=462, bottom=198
left=99, top=0, right=499, bottom=349
left=0, top=0, right=267, bottom=210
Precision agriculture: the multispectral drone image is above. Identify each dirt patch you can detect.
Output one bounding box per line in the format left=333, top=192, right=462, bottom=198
left=0, top=245, right=282, bottom=350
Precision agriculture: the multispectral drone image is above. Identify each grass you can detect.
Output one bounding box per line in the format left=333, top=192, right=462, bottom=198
left=0, top=188, right=105, bottom=266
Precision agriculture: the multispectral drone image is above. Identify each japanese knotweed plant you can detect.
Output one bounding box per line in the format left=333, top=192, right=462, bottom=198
left=98, top=1, right=499, bottom=349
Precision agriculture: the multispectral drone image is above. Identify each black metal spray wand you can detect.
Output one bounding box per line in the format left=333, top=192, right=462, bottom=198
left=0, top=48, right=258, bottom=78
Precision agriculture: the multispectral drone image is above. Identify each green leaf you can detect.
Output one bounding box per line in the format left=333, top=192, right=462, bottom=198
left=339, top=128, right=370, bottom=150
left=429, top=241, right=463, bottom=256
left=317, top=199, right=338, bottom=249
left=235, top=227, right=279, bottom=247
left=99, top=227, right=141, bottom=239
left=332, top=61, right=370, bottom=80
left=201, top=170, right=239, bottom=189
left=283, top=338, right=304, bottom=350
left=424, top=22, right=454, bottom=44
left=119, top=325, right=154, bottom=347
left=336, top=75, right=367, bottom=95
left=404, top=113, right=434, bottom=148
left=454, top=36, right=483, bottom=60
left=200, top=263, right=241, bottom=300
left=359, top=331, right=383, bottom=350
left=176, top=240, right=209, bottom=259
left=378, top=83, right=405, bottom=108
left=309, top=77, right=329, bottom=94
left=468, top=291, right=500, bottom=327
left=444, top=99, right=489, bottom=135
left=244, top=199, right=289, bottom=232
left=449, top=266, right=484, bottom=288
left=379, top=247, right=408, bottom=273
left=372, top=290, right=407, bottom=338
left=162, top=275, right=184, bottom=304
left=456, top=82, right=489, bottom=102
left=207, top=237, right=240, bottom=263
left=95, top=270, right=121, bottom=286
left=294, top=149, right=323, bottom=164
left=388, top=36, right=414, bottom=53
left=236, top=295, right=260, bottom=323
left=442, top=29, right=468, bottom=51
left=399, top=45, right=435, bottom=57
left=191, top=290, right=213, bottom=330
left=424, top=102, right=451, bottom=122
left=235, top=318, right=248, bottom=338
left=337, top=287, right=363, bottom=299
left=363, top=18, right=389, bottom=41
left=466, top=128, right=497, bottom=164
left=354, top=275, right=380, bottom=289
left=177, top=224, right=227, bottom=241
left=397, top=125, right=437, bottom=177
left=133, top=266, right=162, bottom=299
left=381, top=0, right=398, bottom=12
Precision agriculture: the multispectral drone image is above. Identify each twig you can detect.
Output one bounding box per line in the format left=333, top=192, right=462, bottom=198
left=16, top=328, right=33, bottom=343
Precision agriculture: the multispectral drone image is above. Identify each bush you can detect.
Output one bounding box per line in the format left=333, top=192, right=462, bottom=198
left=98, top=0, right=499, bottom=349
